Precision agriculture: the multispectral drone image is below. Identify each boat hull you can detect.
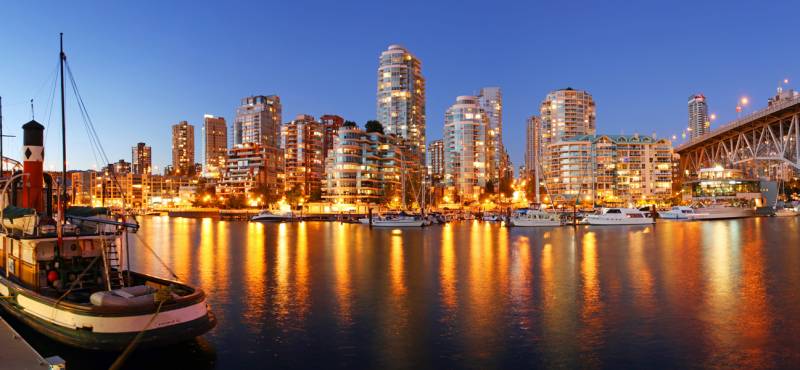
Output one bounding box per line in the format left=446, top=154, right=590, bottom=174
left=371, top=220, right=425, bottom=227
left=657, top=212, right=689, bottom=220
left=586, top=217, right=654, bottom=225
left=509, top=219, right=561, bottom=227
left=0, top=274, right=216, bottom=351
left=688, top=209, right=753, bottom=220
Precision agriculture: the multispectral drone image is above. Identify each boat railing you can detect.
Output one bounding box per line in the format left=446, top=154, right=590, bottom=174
left=66, top=215, right=140, bottom=232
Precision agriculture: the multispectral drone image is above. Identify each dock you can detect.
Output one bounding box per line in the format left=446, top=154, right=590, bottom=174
left=0, top=316, right=65, bottom=370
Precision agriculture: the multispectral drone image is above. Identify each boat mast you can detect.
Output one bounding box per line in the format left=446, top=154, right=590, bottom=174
left=59, top=33, right=67, bottom=223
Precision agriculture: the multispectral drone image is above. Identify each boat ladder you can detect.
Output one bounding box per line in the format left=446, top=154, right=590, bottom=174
left=101, top=241, right=125, bottom=290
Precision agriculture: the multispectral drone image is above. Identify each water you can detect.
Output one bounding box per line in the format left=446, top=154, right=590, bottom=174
left=6, top=216, right=800, bottom=369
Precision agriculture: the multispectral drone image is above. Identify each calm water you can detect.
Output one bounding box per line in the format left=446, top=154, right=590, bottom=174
left=6, top=216, right=800, bottom=369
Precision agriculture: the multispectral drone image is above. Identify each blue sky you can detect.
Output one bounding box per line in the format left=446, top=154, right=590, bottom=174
left=1, top=0, right=797, bottom=172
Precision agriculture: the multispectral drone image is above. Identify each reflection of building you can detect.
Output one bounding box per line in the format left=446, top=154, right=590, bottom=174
left=132, top=142, right=152, bottom=175
left=322, top=123, right=415, bottom=205
left=282, top=114, right=324, bottom=198
left=545, top=134, right=673, bottom=205
left=203, top=114, right=227, bottom=178
left=171, top=121, right=195, bottom=175
left=443, top=96, right=489, bottom=202
left=377, top=44, right=426, bottom=164
left=688, top=94, right=709, bottom=139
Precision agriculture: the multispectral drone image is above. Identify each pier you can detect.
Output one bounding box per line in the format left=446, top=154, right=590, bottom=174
left=0, top=316, right=65, bottom=369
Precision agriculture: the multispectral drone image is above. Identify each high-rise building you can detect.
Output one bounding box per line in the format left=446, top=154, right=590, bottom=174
left=131, top=142, right=152, bottom=175
left=540, top=88, right=596, bottom=146
left=427, top=139, right=445, bottom=184
left=688, top=94, right=709, bottom=139
left=524, top=115, right=542, bottom=180
left=377, top=44, right=426, bottom=164
left=322, top=123, right=413, bottom=205
left=443, top=96, right=489, bottom=202
left=171, top=121, right=195, bottom=175
left=478, top=87, right=503, bottom=184
left=544, top=134, right=673, bottom=206
left=202, top=114, right=227, bottom=178
left=319, top=114, right=344, bottom=161
left=232, top=95, right=284, bottom=198
left=219, top=142, right=267, bottom=197
left=282, top=114, right=324, bottom=198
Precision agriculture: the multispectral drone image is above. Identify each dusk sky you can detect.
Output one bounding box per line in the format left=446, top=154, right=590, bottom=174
left=1, top=1, right=798, bottom=172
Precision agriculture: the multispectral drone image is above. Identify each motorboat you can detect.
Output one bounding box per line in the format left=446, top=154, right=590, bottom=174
left=508, top=209, right=562, bottom=227
left=370, top=215, right=425, bottom=227
left=688, top=204, right=754, bottom=220
left=658, top=206, right=695, bottom=220
left=251, top=210, right=295, bottom=222
left=482, top=213, right=502, bottom=222
left=586, top=208, right=655, bottom=225
left=774, top=207, right=799, bottom=217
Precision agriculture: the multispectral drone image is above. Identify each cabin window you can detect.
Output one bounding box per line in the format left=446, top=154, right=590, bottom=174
left=21, top=242, right=34, bottom=264
left=607, top=209, right=621, bottom=214
left=629, top=214, right=643, bottom=218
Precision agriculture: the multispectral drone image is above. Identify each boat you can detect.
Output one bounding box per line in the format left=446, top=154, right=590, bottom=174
left=688, top=204, right=754, bottom=220
left=585, top=208, right=655, bottom=225
left=658, top=206, right=695, bottom=220
left=774, top=207, right=799, bottom=217
left=0, top=35, right=215, bottom=351
left=482, top=213, right=502, bottom=222
left=251, top=209, right=294, bottom=222
left=508, top=209, right=562, bottom=227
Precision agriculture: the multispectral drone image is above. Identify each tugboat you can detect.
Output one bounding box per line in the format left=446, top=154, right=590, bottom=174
left=0, top=35, right=215, bottom=351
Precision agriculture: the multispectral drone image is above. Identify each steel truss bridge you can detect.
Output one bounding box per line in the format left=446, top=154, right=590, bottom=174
left=676, top=95, right=800, bottom=180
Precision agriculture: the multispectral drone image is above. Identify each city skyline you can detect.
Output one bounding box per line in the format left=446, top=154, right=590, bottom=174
left=1, top=1, right=798, bottom=172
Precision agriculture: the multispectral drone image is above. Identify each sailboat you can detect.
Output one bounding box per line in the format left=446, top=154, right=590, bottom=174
left=370, top=143, right=425, bottom=227
left=0, top=34, right=215, bottom=351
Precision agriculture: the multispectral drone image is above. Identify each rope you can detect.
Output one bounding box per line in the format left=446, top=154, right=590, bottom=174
left=108, top=290, right=169, bottom=370
left=132, top=232, right=180, bottom=281
left=53, top=254, right=101, bottom=308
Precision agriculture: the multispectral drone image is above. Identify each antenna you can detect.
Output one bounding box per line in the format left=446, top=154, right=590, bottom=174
left=30, top=99, right=35, bottom=120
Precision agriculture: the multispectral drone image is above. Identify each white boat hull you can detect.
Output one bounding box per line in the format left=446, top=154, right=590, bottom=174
left=371, top=220, right=425, bottom=227
left=688, top=208, right=753, bottom=220
left=658, top=212, right=689, bottom=220
left=586, top=217, right=654, bottom=225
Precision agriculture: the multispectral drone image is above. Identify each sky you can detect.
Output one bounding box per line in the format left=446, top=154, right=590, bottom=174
left=1, top=0, right=799, bottom=173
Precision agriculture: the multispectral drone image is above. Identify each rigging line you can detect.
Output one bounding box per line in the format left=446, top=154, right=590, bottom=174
left=43, top=65, right=59, bottom=145
left=64, top=65, right=102, bottom=168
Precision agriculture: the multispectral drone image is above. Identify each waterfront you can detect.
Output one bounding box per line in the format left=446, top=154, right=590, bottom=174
left=4, top=216, right=800, bottom=369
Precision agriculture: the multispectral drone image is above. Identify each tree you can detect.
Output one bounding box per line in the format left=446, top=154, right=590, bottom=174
left=485, top=179, right=496, bottom=195
left=343, top=120, right=358, bottom=128
left=285, top=184, right=304, bottom=207
left=365, top=120, right=384, bottom=134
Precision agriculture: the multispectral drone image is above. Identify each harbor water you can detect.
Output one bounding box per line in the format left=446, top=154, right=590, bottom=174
left=4, top=216, right=800, bottom=369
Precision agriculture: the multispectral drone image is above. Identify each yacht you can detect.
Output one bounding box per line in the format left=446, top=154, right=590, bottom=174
left=586, top=208, right=655, bottom=225
left=508, top=209, right=562, bottom=227
left=251, top=210, right=295, bottom=222
left=688, top=204, right=754, bottom=220
left=482, top=213, right=502, bottom=222
left=370, top=215, right=425, bottom=227
left=774, top=207, right=799, bottom=217
left=658, top=206, right=695, bottom=220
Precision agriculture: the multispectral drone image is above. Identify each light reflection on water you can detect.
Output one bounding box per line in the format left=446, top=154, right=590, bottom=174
left=12, top=217, right=800, bottom=370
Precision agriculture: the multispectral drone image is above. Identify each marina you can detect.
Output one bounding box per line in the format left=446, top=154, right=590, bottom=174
left=0, top=215, right=798, bottom=369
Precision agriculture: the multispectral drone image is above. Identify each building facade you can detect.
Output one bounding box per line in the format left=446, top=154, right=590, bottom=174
left=540, top=88, right=596, bottom=146
left=544, top=134, right=673, bottom=206
left=131, top=142, right=152, bottom=176
left=524, top=115, right=542, bottom=180
left=203, top=114, right=227, bottom=178
left=377, top=44, right=426, bottom=164
left=478, top=87, right=503, bottom=184
left=688, top=94, right=709, bottom=139
left=443, top=96, right=489, bottom=202
left=171, top=121, right=195, bottom=176
left=219, top=142, right=268, bottom=197
left=282, top=114, right=324, bottom=198
left=427, top=139, right=445, bottom=184
left=319, top=114, right=344, bottom=162
left=231, top=96, right=284, bottom=199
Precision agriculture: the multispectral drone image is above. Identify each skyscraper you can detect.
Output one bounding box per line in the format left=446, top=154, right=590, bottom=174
left=231, top=95, right=284, bottom=198
left=171, top=121, right=195, bottom=175
left=539, top=88, right=596, bottom=146
left=427, top=139, right=445, bottom=185
left=524, top=115, right=542, bottom=180
left=443, top=96, right=489, bottom=201
left=377, top=44, right=426, bottom=163
left=478, top=87, right=503, bottom=184
left=319, top=114, right=344, bottom=162
left=203, top=114, right=227, bottom=178
left=131, top=142, right=152, bottom=175
left=282, top=114, right=324, bottom=198
left=688, top=94, right=709, bottom=139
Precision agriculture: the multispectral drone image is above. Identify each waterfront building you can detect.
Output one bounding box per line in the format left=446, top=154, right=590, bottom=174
left=427, top=139, right=445, bottom=184
left=540, top=88, right=596, bottom=147
left=524, top=115, right=542, bottom=181
left=131, top=142, right=152, bottom=175
left=171, top=120, right=195, bottom=176
left=322, top=123, right=415, bottom=206
left=282, top=114, right=324, bottom=199
left=319, top=114, right=344, bottom=162
left=544, top=134, right=673, bottom=206
left=219, top=142, right=268, bottom=198
left=688, top=94, right=709, bottom=139
left=478, top=87, right=503, bottom=185
left=443, top=96, right=489, bottom=202
left=232, top=95, right=284, bottom=199
left=377, top=44, right=426, bottom=165
left=203, top=114, right=227, bottom=178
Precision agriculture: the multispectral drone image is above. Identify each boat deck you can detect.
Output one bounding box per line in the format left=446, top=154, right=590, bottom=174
left=0, top=315, right=64, bottom=369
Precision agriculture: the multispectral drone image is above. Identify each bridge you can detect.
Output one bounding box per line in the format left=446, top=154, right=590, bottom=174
left=675, top=93, right=800, bottom=179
